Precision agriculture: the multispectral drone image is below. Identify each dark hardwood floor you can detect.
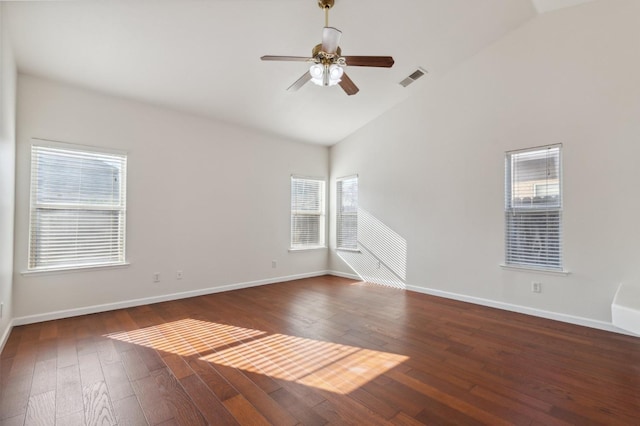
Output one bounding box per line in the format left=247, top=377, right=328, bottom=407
left=1, top=275, right=638, bottom=425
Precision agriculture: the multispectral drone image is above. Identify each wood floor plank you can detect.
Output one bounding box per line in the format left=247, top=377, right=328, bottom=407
left=55, top=410, right=85, bottom=426
left=480, top=358, right=639, bottom=424
left=268, top=387, right=328, bottom=426
left=76, top=336, right=98, bottom=357
left=368, top=374, right=445, bottom=417
left=111, top=394, right=148, bottom=426
left=1, top=414, right=26, bottom=426
left=55, top=319, right=76, bottom=341
left=1, top=276, right=638, bottom=425
left=38, top=321, right=58, bottom=341
left=120, top=348, right=151, bottom=382
left=0, top=372, right=32, bottom=420
left=185, top=357, right=239, bottom=402
left=7, top=340, right=37, bottom=380
left=313, top=394, right=389, bottom=426
left=55, top=364, right=83, bottom=420
left=179, top=373, right=239, bottom=426
left=95, top=338, right=121, bottom=365
left=79, top=352, right=105, bottom=388
left=82, top=381, right=117, bottom=426
left=348, top=386, right=399, bottom=420
left=242, top=370, right=282, bottom=395
left=24, top=389, right=56, bottom=426
left=30, top=358, right=57, bottom=396
left=114, top=310, right=140, bottom=333
left=101, top=360, right=135, bottom=402
left=470, top=385, right=572, bottom=426
left=0, top=339, right=20, bottom=360
left=135, top=344, right=165, bottom=373
left=153, top=367, right=207, bottom=426
left=390, top=411, right=430, bottom=426
left=207, top=363, right=298, bottom=426
left=223, top=394, right=271, bottom=426
left=131, top=374, right=173, bottom=425
left=414, top=398, right=486, bottom=426
left=56, top=339, right=79, bottom=369
left=3, top=354, right=22, bottom=376
left=270, top=375, right=326, bottom=408
left=34, top=339, right=58, bottom=363
left=402, top=366, right=534, bottom=424
left=162, top=353, right=193, bottom=380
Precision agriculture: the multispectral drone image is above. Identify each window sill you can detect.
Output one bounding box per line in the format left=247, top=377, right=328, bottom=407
left=289, top=246, right=327, bottom=252
left=336, top=248, right=361, bottom=253
left=21, top=262, right=131, bottom=277
left=499, top=264, right=570, bottom=276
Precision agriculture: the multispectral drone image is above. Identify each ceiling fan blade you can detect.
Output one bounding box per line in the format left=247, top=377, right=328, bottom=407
left=339, top=72, right=359, bottom=96
left=287, top=72, right=312, bottom=92
left=321, top=27, right=342, bottom=54
left=343, top=56, right=395, bottom=68
left=261, top=55, right=313, bottom=62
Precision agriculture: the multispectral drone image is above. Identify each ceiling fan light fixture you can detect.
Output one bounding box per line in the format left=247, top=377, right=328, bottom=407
left=309, top=63, right=343, bottom=87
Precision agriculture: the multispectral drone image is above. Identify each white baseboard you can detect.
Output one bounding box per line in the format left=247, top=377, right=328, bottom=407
left=328, top=270, right=361, bottom=280
left=405, top=284, right=635, bottom=336
left=10, top=270, right=635, bottom=338
left=327, top=270, right=633, bottom=336
left=0, top=319, right=15, bottom=353
left=12, top=271, right=329, bottom=326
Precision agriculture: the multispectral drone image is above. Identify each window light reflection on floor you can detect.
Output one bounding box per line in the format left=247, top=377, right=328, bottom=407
left=106, top=318, right=408, bottom=394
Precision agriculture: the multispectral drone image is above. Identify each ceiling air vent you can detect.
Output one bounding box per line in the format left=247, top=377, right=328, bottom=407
left=399, top=67, right=427, bottom=87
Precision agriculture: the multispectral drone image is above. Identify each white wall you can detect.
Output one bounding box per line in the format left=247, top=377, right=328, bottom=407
left=14, top=75, right=329, bottom=321
left=0, top=4, right=17, bottom=346
left=330, top=0, right=640, bottom=326
left=9, top=0, right=640, bottom=332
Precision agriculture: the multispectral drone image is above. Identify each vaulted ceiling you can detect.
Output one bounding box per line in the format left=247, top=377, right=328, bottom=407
left=4, top=0, right=594, bottom=145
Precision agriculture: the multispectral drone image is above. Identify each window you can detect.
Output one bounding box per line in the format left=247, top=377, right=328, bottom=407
left=505, top=144, right=562, bottom=270
left=290, top=176, right=325, bottom=249
left=28, top=142, right=127, bottom=271
left=337, top=175, right=358, bottom=250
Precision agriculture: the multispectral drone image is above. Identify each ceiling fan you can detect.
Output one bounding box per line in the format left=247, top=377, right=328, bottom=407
left=260, top=0, right=394, bottom=96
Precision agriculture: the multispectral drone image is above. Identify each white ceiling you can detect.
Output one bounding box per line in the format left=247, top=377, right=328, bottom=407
left=532, top=0, right=595, bottom=13
left=4, top=0, right=568, bottom=145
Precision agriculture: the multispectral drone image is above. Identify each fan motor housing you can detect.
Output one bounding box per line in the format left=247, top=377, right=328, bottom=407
left=312, top=43, right=341, bottom=60
left=318, top=0, right=335, bottom=10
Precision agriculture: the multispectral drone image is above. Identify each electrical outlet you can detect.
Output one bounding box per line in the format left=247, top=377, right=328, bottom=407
left=532, top=282, right=542, bottom=293
left=0, top=303, right=3, bottom=318
left=176, top=270, right=183, bottom=280
left=153, top=273, right=160, bottom=283
left=272, top=260, right=277, bottom=268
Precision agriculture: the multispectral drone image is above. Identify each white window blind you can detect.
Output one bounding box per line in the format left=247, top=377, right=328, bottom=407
left=29, top=143, right=127, bottom=270
left=290, top=176, right=325, bottom=249
left=505, top=145, right=562, bottom=270
left=337, top=175, right=358, bottom=250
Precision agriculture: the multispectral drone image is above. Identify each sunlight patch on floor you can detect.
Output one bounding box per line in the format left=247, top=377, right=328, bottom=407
left=106, top=318, right=407, bottom=394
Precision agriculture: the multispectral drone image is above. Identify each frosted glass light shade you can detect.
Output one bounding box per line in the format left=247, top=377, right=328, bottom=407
left=322, top=27, right=342, bottom=54
left=309, top=63, right=343, bottom=87
left=329, top=64, right=343, bottom=81
left=309, top=64, right=324, bottom=86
